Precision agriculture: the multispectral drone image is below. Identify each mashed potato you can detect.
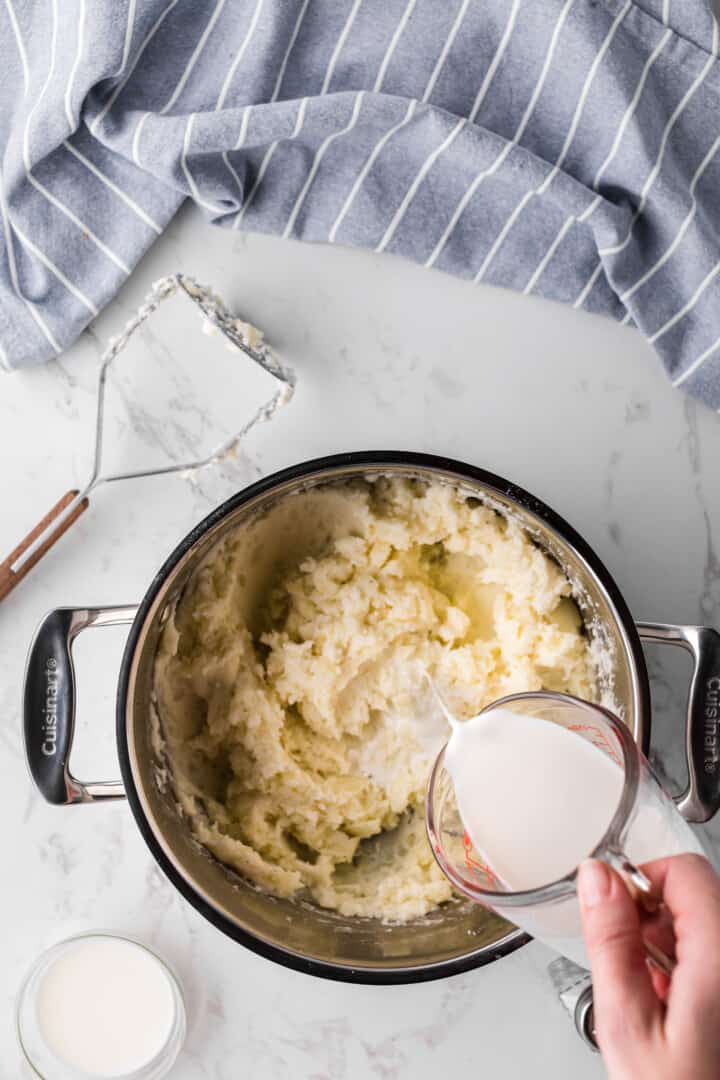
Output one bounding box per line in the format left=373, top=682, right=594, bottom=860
left=154, top=477, right=596, bottom=921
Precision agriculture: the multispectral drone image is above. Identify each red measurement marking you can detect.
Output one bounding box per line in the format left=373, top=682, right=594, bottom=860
left=463, top=831, right=499, bottom=888
left=568, top=723, right=622, bottom=767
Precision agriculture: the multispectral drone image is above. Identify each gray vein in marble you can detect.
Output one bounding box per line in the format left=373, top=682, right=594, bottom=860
left=50, top=354, right=81, bottom=391
left=40, top=832, right=78, bottom=877
left=365, top=979, right=474, bottom=1076
left=684, top=398, right=701, bottom=478
left=109, top=372, right=197, bottom=463
left=278, top=1017, right=351, bottom=1080
left=624, top=393, right=651, bottom=425
left=699, top=509, right=720, bottom=627
left=93, top=817, right=125, bottom=896
left=0, top=709, right=22, bottom=761
left=139, top=323, right=216, bottom=439
left=21, top=788, right=36, bottom=827
left=429, top=367, right=463, bottom=399
left=604, top=449, right=622, bottom=548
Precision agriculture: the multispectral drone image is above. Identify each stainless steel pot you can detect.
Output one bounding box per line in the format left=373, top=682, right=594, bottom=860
left=23, top=452, right=720, bottom=985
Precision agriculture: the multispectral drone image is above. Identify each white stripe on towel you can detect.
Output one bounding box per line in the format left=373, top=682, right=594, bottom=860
left=11, top=216, right=99, bottom=316
left=160, top=0, right=228, bottom=115
left=648, top=259, right=720, bottom=345
left=62, top=141, right=163, bottom=234
left=283, top=92, right=365, bottom=239
left=469, top=0, right=521, bottom=122
left=234, top=97, right=309, bottom=228
left=181, top=114, right=226, bottom=215
left=64, top=0, right=86, bottom=130
left=422, top=0, right=471, bottom=104
left=328, top=98, right=418, bottom=243
left=222, top=105, right=253, bottom=201
left=0, top=167, right=60, bottom=353
left=592, top=28, right=672, bottom=194
left=621, top=134, right=720, bottom=304
left=22, top=0, right=131, bottom=276
left=373, top=0, right=418, bottom=94
left=89, top=0, right=180, bottom=135
left=572, top=21, right=717, bottom=309
left=4, top=0, right=30, bottom=95
left=425, top=0, right=570, bottom=271
left=475, top=0, right=631, bottom=284
left=376, top=117, right=466, bottom=254
left=215, top=0, right=264, bottom=110
left=674, top=334, right=720, bottom=388
left=321, top=0, right=363, bottom=95
left=598, top=19, right=719, bottom=258
left=270, top=0, right=310, bottom=102
left=119, top=0, right=137, bottom=76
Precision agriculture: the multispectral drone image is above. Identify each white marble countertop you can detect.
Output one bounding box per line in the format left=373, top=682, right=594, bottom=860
left=3, top=205, right=720, bottom=1079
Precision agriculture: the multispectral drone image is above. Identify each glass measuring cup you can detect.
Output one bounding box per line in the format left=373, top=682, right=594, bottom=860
left=425, top=692, right=705, bottom=969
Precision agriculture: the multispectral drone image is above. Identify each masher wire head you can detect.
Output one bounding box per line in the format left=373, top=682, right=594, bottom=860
left=9, top=273, right=294, bottom=578
left=86, top=272, right=295, bottom=497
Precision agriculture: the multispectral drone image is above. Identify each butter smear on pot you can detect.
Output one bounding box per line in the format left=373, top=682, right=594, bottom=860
left=153, top=477, right=596, bottom=921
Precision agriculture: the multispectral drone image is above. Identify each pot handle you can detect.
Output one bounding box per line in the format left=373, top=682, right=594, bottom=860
left=24, top=606, right=137, bottom=805
left=637, top=622, right=720, bottom=824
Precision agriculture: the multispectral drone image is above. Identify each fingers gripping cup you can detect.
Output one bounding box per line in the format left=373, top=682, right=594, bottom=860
left=425, top=692, right=704, bottom=969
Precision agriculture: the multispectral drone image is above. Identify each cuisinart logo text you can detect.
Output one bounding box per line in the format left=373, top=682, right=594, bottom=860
left=41, top=658, right=59, bottom=757
left=705, top=676, right=720, bottom=774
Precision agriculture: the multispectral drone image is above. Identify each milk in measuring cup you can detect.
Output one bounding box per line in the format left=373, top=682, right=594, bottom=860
left=445, top=708, right=703, bottom=965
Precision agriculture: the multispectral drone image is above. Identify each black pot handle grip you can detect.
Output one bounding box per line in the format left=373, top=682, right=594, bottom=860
left=638, top=622, right=720, bottom=824
left=23, top=606, right=137, bottom=805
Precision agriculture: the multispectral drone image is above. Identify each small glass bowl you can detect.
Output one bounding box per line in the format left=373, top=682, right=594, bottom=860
left=16, top=932, right=186, bottom=1080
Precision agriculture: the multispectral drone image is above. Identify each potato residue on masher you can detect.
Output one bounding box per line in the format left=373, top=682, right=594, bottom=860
left=153, top=477, right=596, bottom=921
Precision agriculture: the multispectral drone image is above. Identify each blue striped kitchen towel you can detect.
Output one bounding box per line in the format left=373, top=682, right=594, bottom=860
left=1, top=1, right=720, bottom=405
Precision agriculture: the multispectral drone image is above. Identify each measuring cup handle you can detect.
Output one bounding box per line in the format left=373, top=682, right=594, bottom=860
left=0, top=490, right=89, bottom=603
left=638, top=622, right=720, bottom=824
left=23, top=605, right=136, bottom=804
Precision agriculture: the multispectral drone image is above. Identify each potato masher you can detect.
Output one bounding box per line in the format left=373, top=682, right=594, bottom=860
left=0, top=273, right=295, bottom=602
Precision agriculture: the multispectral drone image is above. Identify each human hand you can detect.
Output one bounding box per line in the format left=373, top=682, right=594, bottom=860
left=578, top=853, right=720, bottom=1080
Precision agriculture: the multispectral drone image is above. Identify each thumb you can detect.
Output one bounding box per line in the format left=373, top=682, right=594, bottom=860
left=578, top=859, right=660, bottom=1050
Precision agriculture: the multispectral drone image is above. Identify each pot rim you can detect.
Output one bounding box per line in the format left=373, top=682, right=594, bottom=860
left=116, top=451, right=650, bottom=984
